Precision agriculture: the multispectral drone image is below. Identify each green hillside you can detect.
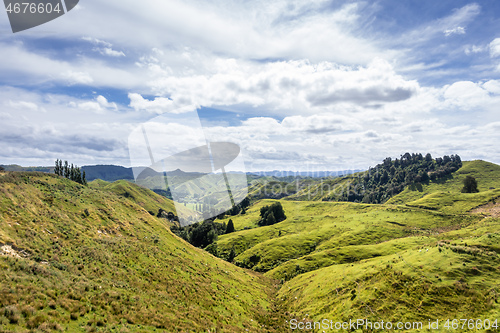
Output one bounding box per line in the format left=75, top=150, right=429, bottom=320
left=387, top=160, right=500, bottom=206
left=2, top=160, right=500, bottom=332
left=285, top=153, right=463, bottom=204
left=211, top=160, right=500, bottom=331
left=0, top=172, right=280, bottom=332
left=214, top=200, right=478, bottom=277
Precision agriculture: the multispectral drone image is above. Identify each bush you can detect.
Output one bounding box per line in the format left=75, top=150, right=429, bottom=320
left=461, top=175, right=479, bottom=193
left=258, top=202, right=286, bottom=226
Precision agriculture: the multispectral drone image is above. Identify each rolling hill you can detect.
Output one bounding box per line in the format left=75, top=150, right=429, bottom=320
left=211, top=160, right=500, bottom=331
left=2, top=160, right=500, bottom=332
left=0, top=171, right=282, bottom=332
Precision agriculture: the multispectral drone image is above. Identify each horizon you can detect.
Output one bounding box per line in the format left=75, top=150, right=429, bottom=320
left=2, top=156, right=495, bottom=175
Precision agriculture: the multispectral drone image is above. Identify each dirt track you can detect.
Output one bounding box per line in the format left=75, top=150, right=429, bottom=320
left=471, top=201, right=500, bottom=218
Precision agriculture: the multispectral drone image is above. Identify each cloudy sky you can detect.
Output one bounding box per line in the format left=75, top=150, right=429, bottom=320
left=1, top=0, right=500, bottom=172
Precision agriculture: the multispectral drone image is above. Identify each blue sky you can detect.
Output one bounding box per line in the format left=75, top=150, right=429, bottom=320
left=1, top=1, right=500, bottom=171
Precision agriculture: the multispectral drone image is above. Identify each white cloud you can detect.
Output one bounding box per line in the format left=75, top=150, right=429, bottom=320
left=489, top=38, right=500, bottom=58
left=82, top=37, right=112, bottom=47
left=401, top=3, right=479, bottom=44
left=147, top=57, right=418, bottom=116
left=8, top=101, right=39, bottom=111
left=281, top=114, right=361, bottom=133
left=442, top=81, right=499, bottom=110
left=1, top=1, right=500, bottom=169
left=0, top=42, right=142, bottom=88
left=444, top=26, right=465, bottom=36
left=62, top=71, right=94, bottom=85
left=77, top=95, right=118, bottom=113
left=464, top=44, right=486, bottom=55
left=45, top=0, right=396, bottom=65
left=100, top=48, right=125, bottom=57
left=83, top=36, right=126, bottom=57
left=128, top=93, right=198, bottom=114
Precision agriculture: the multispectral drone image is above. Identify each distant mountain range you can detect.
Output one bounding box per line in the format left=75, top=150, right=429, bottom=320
left=249, top=170, right=363, bottom=178
left=1, top=164, right=359, bottom=182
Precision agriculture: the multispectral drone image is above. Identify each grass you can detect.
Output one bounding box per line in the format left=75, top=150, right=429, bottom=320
left=0, top=172, right=281, bottom=332
left=278, top=240, right=500, bottom=332
left=214, top=200, right=478, bottom=275
left=211, top=160, right=500, bottom=331
left=2, top=160, right=500, bottom=332
left=387, top=160, right=500, bottom=206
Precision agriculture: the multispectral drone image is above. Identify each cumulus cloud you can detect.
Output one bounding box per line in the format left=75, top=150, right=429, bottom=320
left=76, top=95, right=118, bottom=113
left=443, top=80, right=499, bottom=110
left=147, top=57, right=418, bottom=116
left=444, top=26, right=465, bottom=36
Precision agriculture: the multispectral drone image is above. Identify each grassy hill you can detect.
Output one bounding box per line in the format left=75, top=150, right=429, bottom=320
left=2, top=160, right=500, bottom=332
left=0, top=172, right=281, bottom=332
left=386, top=160, right=500, bottom=206
left=211, top=160, right=500, bottom=331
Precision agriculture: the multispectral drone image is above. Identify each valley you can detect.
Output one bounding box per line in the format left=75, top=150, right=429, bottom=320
left=1, top=159, right=500, bottom=332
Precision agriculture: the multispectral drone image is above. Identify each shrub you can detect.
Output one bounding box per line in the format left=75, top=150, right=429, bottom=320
left=3, top=305, right=20, bottom=324
left=461, top=175, right=479, bottom=193
left=258, top=202, right=286, bottom=226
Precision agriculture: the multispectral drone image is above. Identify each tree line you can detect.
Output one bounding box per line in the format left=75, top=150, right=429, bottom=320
left=324, top=153, right=462, bottom=204
left=54, top=159, right=87, bottom=185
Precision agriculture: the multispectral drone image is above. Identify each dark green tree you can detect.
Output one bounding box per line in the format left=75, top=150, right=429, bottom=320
left=82, top=171, right=87, bottom=185
left=64, top=161, right=69, bottom=178
left=258, top=202, right=286, bottom=226
left=461, top=175, right=479, bottom=193
left=227, top=248, right=236, bottom=263
left=226, top=219, right=235, bottom=234
left=265, top=212, right=276, bottom=226
left=54, top=159, right=61, bottom=176
left=55, top=160, right=86, bottom=185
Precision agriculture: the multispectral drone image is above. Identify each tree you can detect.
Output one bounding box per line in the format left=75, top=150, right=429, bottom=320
left=462, top=175, right=479, bottom=193
left=227, top=248, right=236, bottom=263
left=55, top=160, right=86, bottom=185
left=64, top=161, right=69, bottom=178
left=0, top=166, right=4, bottom=171
left=54, top=159, right=61, bottom=176
left=82, top=171, right=87, bottom=185
left=265, top=212, right=276, bottom=226
left=226, top=219, right=235, bottom=234
left=258, top=202, right=286, bottom=226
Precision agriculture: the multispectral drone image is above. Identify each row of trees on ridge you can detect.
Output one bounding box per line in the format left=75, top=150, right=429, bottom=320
left=54, top=159, right=87, bottom=185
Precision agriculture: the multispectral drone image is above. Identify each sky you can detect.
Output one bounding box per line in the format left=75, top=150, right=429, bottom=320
left=1, top=0, right=500, bottom=172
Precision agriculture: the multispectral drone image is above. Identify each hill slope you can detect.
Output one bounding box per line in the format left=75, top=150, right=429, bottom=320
left=211, top=160, right=500, bottom=331
left=0, top=172, right=280, bottom=332
left=387, top=160, right=500, bottom=206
